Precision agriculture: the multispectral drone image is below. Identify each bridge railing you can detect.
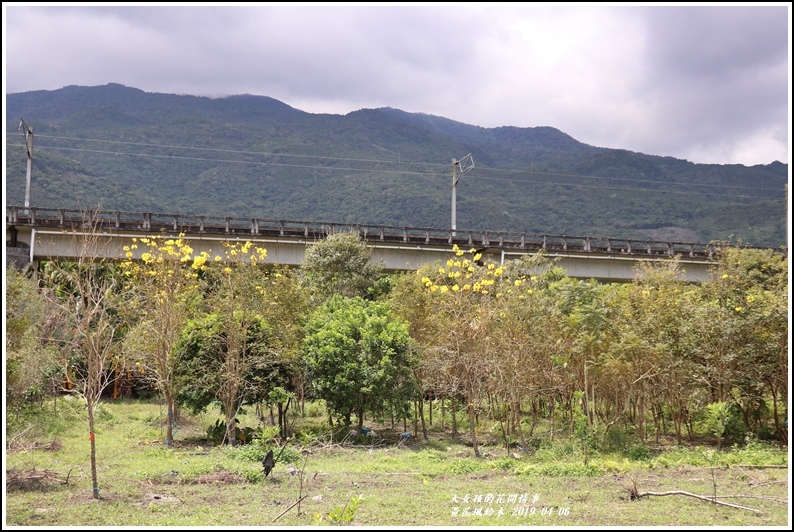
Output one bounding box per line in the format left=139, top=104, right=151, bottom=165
left=7, top=205, right=719, bottom=259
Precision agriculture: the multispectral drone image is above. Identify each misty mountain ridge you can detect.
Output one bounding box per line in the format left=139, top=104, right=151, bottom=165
left=5, top=83, right=788, bottom=248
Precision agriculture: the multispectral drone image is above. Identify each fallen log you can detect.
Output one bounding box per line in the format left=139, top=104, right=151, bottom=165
left=632, top=488, right=762, bottom=514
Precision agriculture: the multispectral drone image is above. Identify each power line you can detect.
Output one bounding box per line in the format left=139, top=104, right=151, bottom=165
left=10, top=143, right=443, bottom=178
left=5, top=137, right=785, bottom=199
left=29, top=133, right=448, bottom=168
left=8, top=133, right=787, bottom=193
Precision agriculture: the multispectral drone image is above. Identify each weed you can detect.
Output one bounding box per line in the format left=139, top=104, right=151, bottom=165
left=313, top=494, right=362, bottom=525
left=515, top=462, right=602, bottom=477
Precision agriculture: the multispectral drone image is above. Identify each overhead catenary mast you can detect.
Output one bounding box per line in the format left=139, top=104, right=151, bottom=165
left=18, top=118, right=34, bottom=212
left=451, top=153, right=475, bottom=235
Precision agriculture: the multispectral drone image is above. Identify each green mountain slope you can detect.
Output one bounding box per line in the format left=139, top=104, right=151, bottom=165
left=5, top=83, right=787, bottom=247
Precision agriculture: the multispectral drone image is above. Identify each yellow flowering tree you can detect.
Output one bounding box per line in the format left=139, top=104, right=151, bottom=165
left=489, top=261, right=569, bottom=452
left=417, top=244, right=506, bottom=457
left=119, top=234, right=207, bottom=445
left=191, top=240, right=270, bottom=446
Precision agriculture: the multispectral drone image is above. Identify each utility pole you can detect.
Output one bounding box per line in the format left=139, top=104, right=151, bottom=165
left=18, top=118, right=34, bottom=212
left=451, top=153, right=474, bottom=235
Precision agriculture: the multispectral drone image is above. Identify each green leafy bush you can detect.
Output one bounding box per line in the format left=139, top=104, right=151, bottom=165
left=313, top=495, right=362, bottom=525
left=626, top=444, right=651, bottom=461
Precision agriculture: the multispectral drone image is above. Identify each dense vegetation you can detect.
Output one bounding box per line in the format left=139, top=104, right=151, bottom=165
left=4, top=222, right=789, bottom=525
left=5, top=83, right=788, bottom=247
left=7, top=224, right=787, bottom=451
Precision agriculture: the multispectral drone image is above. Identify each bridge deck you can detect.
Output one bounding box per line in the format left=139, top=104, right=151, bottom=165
left=7, top=205, right=718, bottom=260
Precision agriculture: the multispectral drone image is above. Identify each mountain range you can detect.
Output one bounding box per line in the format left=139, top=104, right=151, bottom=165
left=5, top=83, right=788, bottom=247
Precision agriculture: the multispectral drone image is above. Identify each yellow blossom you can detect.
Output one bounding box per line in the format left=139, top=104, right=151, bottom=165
left=452, top=285, right=460, bottom=291
left=500, top=312, right=506, bottom=318
left=514, top=279, right=522, bottom=287
left=473, top=253, right=482, bottom=261
left=224, top=267, right=232, bottom=274
left=735, top=306, right=743, bottom=312
left=721, top=274, right=729, bottom=279
left=746, top=295, right=755, bottom=303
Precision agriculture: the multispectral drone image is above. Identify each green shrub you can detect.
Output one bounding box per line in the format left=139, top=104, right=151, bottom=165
left=602, top=426, right=631, bottom=453
left=626, top=444, right=651, bottom=461
left=205, top=420, right=256, bottom=445
left=313, top=495, right=362, bottom=525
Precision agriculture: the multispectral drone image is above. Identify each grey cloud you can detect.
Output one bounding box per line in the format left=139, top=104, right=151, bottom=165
left=3, top=4, right=788, bottom=165
left=643, top=6, right=788, bottom=82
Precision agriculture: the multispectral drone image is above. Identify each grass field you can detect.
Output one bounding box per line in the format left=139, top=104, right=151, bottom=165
left=4, top=398, right=790, bottom=527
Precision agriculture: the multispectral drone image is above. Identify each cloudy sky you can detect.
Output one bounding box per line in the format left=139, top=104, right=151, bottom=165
left=3, top=3, right=790, bottom=166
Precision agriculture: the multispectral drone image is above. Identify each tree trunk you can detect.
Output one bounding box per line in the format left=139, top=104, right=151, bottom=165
left=356, top=407, right=365, bottom=437
left=451, top=396, right=458, bottom=435
left=164, top=389, right=175, bottom=446
left=428, top=397, right=433, bottom=426
left=466, top=374, right=480, bottom=457
left=770, top=386, right=786, bottom=444
left=225, top=411, right=237, bottom=446
left=419, top=397, right=428, bottom=441
left=87, top=402, right=100, bottom=499
left=514, top=399, right=528, bottom=450
left=278, top=402, right=285, bottom=439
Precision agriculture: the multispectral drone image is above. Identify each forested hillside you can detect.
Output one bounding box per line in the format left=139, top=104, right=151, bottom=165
left=5, top=83, right=788, bottom=247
